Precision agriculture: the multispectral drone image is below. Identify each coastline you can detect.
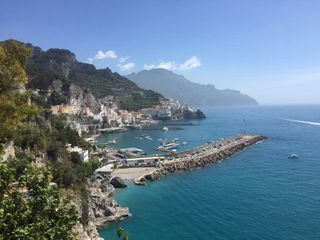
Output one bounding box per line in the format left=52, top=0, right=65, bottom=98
left=95, top=134, right=266, bottom=239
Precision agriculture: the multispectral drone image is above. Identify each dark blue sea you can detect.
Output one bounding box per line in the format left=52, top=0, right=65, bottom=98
left=99, top=105, right=320, bottom=240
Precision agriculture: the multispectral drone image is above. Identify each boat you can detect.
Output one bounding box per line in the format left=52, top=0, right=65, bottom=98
left=154, top=139, right=180, bottom=152
left=162, top=127, right=169, bottom=131
left=288, top=153, right=298, bottom=159
left=145, top=135, right=153, bottom=140
left=107, top=139, right=117, bottom=144
left=182, top=141, right=188, bottom=145
left=134, top=178, right=146, bottom=185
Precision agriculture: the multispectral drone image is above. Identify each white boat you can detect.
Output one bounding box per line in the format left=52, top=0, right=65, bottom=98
left=182, top=141, right=188, bottom=145
left=145, top=136, right=153, bottom=140
left=288, top=153, right=298, bottom=159
left=107, top=139, right=117, bottom=144
left=162, top=127, right=169, bottom=131
left=154, top=140, right=179, bottom=151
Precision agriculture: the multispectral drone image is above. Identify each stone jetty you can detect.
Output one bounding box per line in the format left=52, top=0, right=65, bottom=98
left=137, top=134, right=266, bottom=182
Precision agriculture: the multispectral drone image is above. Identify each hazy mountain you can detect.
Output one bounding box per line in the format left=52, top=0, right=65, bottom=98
left=127, top=69, right=258, bottom=106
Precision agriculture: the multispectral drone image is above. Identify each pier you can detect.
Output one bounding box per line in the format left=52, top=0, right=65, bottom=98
left=132, top=134, right=266, bottom=183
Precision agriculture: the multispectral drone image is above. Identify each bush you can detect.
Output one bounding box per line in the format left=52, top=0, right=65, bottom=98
left=0, top=160, right=79, bottom=239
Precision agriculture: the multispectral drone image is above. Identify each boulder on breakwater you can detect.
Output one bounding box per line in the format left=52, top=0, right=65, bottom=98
left=110, top=176, right=127, bottom=188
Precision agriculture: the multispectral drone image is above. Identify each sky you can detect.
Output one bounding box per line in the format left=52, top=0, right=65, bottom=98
left=1, top=0, right=320, bottom=105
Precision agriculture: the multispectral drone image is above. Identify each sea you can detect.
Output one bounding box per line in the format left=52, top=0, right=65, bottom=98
left=98, top=105, right=320, bottom=240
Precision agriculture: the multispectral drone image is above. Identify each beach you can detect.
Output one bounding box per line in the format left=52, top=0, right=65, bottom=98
left=112, top=167, right=156, bottom=181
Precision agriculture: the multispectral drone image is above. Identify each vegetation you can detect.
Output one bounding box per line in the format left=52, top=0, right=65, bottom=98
left=0, top=160, right=79, bottom=240
left=119, top=90, right=163, bottom=111
left=25, top=45, right=164, bottom=111
left=0, top=40, right=40, bottom=147
left=0, top=39, right=102, bottom=237
left=117, top=227, right=129, bottom=240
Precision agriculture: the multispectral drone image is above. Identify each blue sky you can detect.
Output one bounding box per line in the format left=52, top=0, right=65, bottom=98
left=1, top=0, right=320, bottom=104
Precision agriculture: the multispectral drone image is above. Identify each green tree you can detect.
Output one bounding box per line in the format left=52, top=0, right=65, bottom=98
left=0, top=40, right=40, bottom=146
left=0, top=160, right=79, bottom=240
left=117, top=227, right=129, bottom=240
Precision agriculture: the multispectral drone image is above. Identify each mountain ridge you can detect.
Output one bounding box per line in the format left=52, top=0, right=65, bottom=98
left=127, top=68, right=258, bottom=106
left=25, top=44, right=164, bottom=111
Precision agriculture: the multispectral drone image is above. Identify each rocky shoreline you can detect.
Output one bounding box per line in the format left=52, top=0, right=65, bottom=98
left=85, top=134, right=266, bottom=239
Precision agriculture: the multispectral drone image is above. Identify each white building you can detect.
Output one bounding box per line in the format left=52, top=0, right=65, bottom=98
left=66, top=145, right=89, bottom=162
left=123, top=156, right=165, bottom=167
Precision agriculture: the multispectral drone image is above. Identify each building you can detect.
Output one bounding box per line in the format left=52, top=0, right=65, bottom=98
left=94, top=163, right=114, bottom=178
left=122, top=156, right=165, bottom=167
left=66, top=145, right=89, bottom=162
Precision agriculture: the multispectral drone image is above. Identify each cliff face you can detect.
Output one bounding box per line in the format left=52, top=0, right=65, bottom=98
left=26, top=44, right=164, bottom=111
left=127, top=68, right=258, bottom=107
left=68, top=83, right=100, bottom=114
left=88, top=178, right=130, bottom=229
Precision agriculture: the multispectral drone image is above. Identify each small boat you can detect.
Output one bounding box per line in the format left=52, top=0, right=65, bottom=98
left=154, top=141, right=179, bottom=151
left=107, top=139, right=117, bottom=144
left=162, top=127, right=169, bottom=131
left=288, top=153, right=298, bottom=159
left=145, top=136, right=153, bottom=140
left=182, top=141, right=188, bottom=145
left=134, top=179, right=146, bottom=185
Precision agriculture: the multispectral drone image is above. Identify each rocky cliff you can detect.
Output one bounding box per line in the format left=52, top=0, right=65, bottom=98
left=26, top=43, right=164, bottom=111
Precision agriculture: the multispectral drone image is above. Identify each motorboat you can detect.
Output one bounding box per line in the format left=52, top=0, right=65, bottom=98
left=288, top=153, right=298, bottom=159
left=145, top=136, right=153, bottom=140
left=107, top=139, right=117, bottom=144
left=162, top=127, right=169, bottom=131
left=154, top=139, right=179, bottom=152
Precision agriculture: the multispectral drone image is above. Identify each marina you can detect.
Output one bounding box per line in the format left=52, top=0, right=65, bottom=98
left=103, top=133, right=266, bottom=183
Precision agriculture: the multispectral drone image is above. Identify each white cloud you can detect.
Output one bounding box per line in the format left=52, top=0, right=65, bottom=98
left=180, top=56, right=201, bottom=70
left=144, top=61, right=177, bottom=71
left=87, top=50, right=117, bottom=63
left=96, top=50, right=117, bottom=59
left=143, top=56, right=201, bottom=71
left=118, top=62, right=135, bottom=71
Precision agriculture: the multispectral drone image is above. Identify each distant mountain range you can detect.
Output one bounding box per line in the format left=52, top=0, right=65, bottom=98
left=127, top=69, right=258, bottom=106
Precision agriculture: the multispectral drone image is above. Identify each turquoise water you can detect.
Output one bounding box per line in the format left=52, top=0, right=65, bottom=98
left=99, top=105, right=320, bottom=240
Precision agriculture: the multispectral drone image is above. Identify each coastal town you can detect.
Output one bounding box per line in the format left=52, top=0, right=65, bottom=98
left=40, top=83, right=265, bottom=231
left=49, top=91, right=202, bottom=138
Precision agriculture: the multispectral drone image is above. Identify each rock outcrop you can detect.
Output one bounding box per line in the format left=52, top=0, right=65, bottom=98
left=110, top=176, right=127, bottom=188
left=69, top=83, right=100, bottom=114
left=88, top=178, right=130, bottom=229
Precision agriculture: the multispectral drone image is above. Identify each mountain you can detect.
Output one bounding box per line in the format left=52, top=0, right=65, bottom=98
left=25, top=44, right=164, bottom=111
left=127, top=69, right=258, bottom=106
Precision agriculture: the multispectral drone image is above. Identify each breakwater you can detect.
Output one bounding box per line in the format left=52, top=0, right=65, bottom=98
left=139, top=134, right=266, bottom=182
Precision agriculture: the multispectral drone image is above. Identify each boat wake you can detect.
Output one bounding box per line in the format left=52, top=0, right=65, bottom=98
left=280, top=118, right=320, bottom=126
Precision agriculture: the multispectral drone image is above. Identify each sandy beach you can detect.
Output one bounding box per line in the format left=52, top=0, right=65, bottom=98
left=112, top=167, right=157, bottom=180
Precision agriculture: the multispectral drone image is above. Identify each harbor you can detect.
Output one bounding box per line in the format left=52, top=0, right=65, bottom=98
left=105, top=134, right=266, bottom=183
